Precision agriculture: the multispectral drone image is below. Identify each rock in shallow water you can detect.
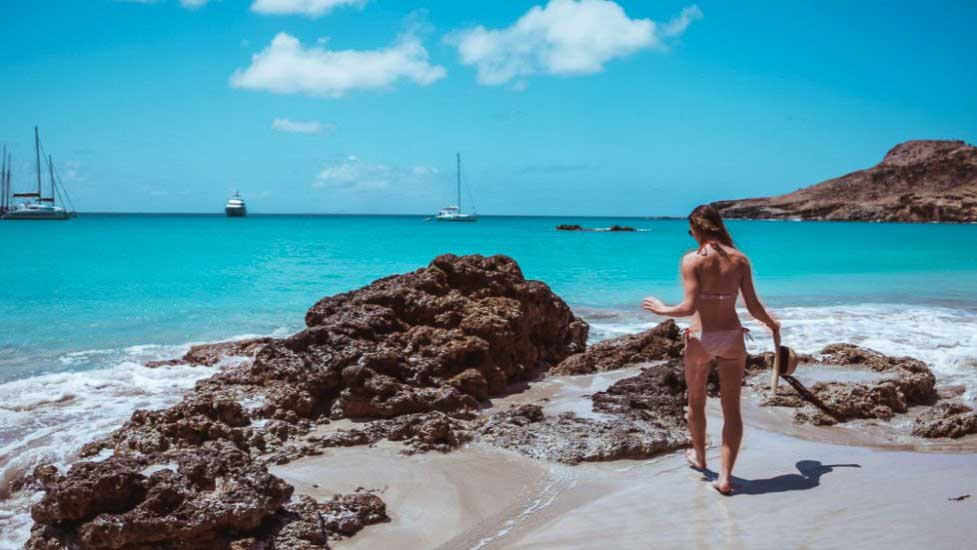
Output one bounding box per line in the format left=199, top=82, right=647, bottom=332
left=755, top=343, right=940, bottom=427
left=912, top=402, right=977, bottom=439
left=477, top=362, right=690, bottom=464
left=552, top=320, right=683, bottom=375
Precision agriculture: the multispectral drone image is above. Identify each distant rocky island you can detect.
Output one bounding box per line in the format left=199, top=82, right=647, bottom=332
left=713, top=140, right=977, bottom=222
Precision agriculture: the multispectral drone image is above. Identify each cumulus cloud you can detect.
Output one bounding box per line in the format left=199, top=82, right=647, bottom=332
left=230, top=32, right=446, bottom=98
left=271, top=118, right=333, bottom=134
left=251, top=0, right=364, bottom=17
left=313, top=156, right=437, bottom=193
left=447, top=0, right=702, bottom=85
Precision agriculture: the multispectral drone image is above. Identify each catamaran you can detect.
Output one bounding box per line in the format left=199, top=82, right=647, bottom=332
left=434, top=153, right=477, bottom=222
left=225, top=191, right=247, bottom=217
left=1, top=127, right=74, bottom=221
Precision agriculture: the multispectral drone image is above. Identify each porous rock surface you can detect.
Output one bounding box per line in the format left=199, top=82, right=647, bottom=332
left=912, top=402, right=977, bottom=439
left=552, top=320, right=683, bottom=375
left=477, top=361, right=690, bottom=464
left=755, top=343, right=939, bottom=427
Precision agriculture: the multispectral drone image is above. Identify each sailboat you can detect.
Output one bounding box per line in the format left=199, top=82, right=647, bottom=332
left=1, top=127, right=73, bottom=221
left=434, top=153, right=477, bottom=222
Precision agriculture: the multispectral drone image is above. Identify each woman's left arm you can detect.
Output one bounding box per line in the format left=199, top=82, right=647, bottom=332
left=642, top=255, right=699, bottom=317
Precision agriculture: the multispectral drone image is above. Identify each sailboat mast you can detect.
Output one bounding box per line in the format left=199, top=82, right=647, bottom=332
left=1, top=145, right=6, bottom=211
left=49, top=154, right=56, bottom=204
left=456, top=152, right=462, bottom=209
left=1, top=146, right=6, bottom=211
left=35, top=126, right=42, bottom=198
left=5, top=151, right=10, bottom=209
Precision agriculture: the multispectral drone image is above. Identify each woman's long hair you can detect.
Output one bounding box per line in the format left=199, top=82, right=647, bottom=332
left=688, top=204, right=735, bottom=250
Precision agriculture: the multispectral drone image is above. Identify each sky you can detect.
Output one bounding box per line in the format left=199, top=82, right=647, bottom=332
left=2, top=0, right=976, bottom=215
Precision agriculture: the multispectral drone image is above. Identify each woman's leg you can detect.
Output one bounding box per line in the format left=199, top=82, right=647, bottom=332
left=714, top=354, right=746, bottom=494
left=684, top=338, right=711, bottom=469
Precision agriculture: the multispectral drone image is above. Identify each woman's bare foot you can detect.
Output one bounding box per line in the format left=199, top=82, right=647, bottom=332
left=685, top=448, right=706, bottom=470
left=712, top=478, right=733, bottom=496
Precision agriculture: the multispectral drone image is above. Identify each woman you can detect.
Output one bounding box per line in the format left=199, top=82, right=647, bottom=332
left=642, top=205, right=779, bottom=495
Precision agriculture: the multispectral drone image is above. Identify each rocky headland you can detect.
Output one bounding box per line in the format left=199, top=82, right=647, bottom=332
left=713, top=140, right=977, bottom=222
left=20, top=254, right=977, bottom=549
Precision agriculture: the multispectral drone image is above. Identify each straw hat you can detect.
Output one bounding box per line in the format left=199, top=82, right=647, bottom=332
left=775, top=345, right=798, bottom=376
left=769, top=345, right=799, bottom=396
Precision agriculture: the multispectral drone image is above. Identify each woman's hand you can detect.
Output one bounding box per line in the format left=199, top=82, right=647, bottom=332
left=642, top=296, right=666, bottom=315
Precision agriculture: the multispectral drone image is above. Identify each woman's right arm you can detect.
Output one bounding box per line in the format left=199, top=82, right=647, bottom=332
left=740, top=258, right=780, bottom=333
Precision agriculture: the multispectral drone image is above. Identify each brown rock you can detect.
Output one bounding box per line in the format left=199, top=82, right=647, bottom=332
left=552, top=320, right=683, bottom=375
left=753, top=343, right=939, bottom=426
left=28, top=442, right=294, bottom=549
left=912, top=402, right=977, bottom=439
left=478, top=362, right=689, bottom=464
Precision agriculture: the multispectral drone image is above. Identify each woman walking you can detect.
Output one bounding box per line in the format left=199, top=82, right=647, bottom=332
left=642, top=205, right=780, bottom=495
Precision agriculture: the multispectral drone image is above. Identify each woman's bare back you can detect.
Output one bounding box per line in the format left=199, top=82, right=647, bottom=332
left=687, top=243, right=749, bottom=332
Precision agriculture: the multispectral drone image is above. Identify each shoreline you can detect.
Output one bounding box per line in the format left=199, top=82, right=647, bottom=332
left=272, top=365, right=977, bottom=549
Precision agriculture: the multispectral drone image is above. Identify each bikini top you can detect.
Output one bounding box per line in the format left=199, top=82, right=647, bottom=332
left=699, top=291, right=737, bottom=301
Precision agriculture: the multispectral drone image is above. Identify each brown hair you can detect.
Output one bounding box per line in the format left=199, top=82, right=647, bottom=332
left=688, top=204, right=734, bottom=249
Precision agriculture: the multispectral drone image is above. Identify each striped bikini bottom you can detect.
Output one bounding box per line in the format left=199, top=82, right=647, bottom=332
left=686, top=327, right=751, bottom=360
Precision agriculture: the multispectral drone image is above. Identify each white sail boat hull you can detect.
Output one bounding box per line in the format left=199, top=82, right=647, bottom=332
left=433, top=153, right=478, bottom=222
left=2, top=204, right=69, bottom=220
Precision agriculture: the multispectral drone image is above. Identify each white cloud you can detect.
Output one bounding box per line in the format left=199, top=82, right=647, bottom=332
left=447, top=0, right=702, bottom=85
left=251, top=0, right=364, bottom=18
left=662, top=5, right=703, bottom=37
left=313, top=156, right=437, bottom=193
left=230, top=32, right=446, bottom=98
left=271, top=118, right=334, bottom=134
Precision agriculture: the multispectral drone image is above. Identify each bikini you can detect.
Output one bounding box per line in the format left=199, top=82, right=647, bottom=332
left=686, top=310, right=751, bottom=361
left=685, top=241, right=751, bottom=359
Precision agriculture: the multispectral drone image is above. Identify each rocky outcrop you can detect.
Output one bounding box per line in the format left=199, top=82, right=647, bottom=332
left=477, top=362, right=689, bottom=464
left=756, top=344, right=939, bottom=426
left=553, top=320, right=684, bottom=375
left=912, top=402, right=977, bottom=439
left=28, top=254, right=588, bottom=548
left=555, top=224, right=584, bottom=231
left=27, top=441, right=294, bottom=549
left=714, top=140, right=977, bottom=222
left=145, top=337, right=275, bottom=368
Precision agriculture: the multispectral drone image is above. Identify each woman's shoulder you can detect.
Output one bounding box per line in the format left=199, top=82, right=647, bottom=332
left=729, top=248, right=752, bottom=268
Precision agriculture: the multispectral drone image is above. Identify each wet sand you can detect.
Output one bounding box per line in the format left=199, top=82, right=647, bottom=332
left=272, top=366, right=977, bottom=549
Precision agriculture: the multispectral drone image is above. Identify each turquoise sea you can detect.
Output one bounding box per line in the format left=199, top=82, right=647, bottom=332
left=2, top=214, right=977, bottom=542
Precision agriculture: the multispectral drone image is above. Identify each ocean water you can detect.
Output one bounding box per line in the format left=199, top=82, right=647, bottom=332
left=2, top=214, right=977, bottom=543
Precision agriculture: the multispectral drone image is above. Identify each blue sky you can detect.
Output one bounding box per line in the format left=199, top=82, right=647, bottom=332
left=2, top=0, right=975, bottom=215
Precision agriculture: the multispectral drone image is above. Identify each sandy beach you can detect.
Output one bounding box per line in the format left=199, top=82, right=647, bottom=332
left=273, top=366, right=977, bottom=550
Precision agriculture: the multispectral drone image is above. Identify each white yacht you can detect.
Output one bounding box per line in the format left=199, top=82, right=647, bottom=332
left=434, top=153, right=477, bottom=222
left=225, top=191, right=247, bottom=217
left=1, top=127, right=73, bottom=221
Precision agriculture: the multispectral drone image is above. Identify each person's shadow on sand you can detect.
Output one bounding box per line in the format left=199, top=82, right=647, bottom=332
left=701, top=460, right=861, bottom=495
